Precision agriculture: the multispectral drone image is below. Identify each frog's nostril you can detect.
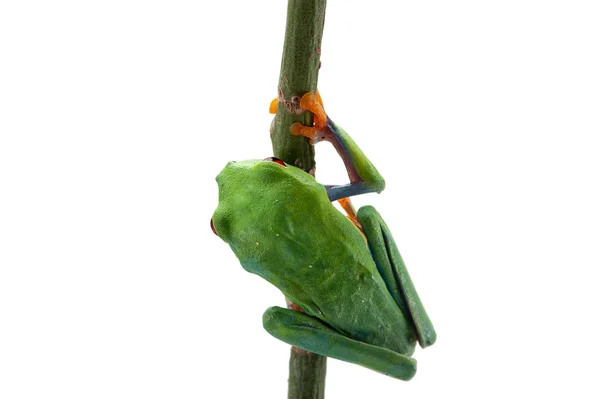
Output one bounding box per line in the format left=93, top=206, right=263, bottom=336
left=210, top=218, right=218, bottom=236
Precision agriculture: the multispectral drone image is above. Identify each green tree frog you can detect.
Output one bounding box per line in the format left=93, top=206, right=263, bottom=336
left=211, top=92, right=436, bottom=380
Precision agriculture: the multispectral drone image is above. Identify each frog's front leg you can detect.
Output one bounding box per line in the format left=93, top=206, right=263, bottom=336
left=289, top=92, right=386, bottom=202
left=263, top=306, right=418, bottom=381
left=357, top=206, right=437, bottom=348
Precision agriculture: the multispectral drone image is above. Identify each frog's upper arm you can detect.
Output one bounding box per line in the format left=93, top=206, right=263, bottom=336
left=357, top=206, right=437, bottom=348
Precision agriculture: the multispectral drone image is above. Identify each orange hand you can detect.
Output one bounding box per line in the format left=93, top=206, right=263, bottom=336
left=299, top=91, right=327, bottom=131
left=290, top=91, right=328, bottom=144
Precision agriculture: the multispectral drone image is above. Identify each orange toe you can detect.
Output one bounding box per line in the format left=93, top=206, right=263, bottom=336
left=290, top=122, right=324, bottom=144
left=269, top=98, right=278, bottom=114
left=299, top=92, right=327, bottom=130
left=290, top=122, right=305, bottom=136
left=315, top=90, right=324, bottom=107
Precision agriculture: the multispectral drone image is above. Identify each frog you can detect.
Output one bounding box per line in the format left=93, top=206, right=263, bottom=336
left=211, top=91, right=436, bottom=380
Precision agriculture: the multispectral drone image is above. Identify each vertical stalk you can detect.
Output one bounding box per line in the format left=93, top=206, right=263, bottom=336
left=288, top=348, right=327, bottom=399
left=271, top=0, right=326, bottom=175
left=270, top=1, right=327, bottom=398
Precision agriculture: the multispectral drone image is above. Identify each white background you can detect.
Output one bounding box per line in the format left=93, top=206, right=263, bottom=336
left=1, top=1, right=599, bottom=398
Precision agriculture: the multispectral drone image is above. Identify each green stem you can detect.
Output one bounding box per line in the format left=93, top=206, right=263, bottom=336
left=270, top=1, right=327, bottom=398
left=288, top=348, right=327, bottom=399
left=271, top=0, right=326, bottom=175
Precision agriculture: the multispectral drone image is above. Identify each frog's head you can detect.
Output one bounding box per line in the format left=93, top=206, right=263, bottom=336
left=211, top=157, right=326, bottom=246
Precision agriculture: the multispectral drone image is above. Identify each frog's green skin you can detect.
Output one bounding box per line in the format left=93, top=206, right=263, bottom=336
left=212, top=115, right=435, bottom=381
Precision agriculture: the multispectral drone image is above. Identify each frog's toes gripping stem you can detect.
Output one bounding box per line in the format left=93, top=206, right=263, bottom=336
left=290, top=92, right=328, bottom=145
left=269, top=90, right=385, bottom=201
left=289, top=91, right=386, bottom=201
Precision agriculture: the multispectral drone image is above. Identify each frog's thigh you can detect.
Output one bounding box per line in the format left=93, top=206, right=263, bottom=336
left=357, top=205, right=437, bottom=348
left=263, top=306, right=417, bottom=381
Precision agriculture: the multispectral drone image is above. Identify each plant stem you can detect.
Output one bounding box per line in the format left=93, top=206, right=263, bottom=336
left=270, top=1, right=327, bottom=398
left=271, top=0, right=326, bottom=175
left=288, top=348, right=327, bottom=399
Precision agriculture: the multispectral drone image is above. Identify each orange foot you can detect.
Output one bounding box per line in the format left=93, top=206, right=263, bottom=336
left=290, top=91, right=328, bottom=144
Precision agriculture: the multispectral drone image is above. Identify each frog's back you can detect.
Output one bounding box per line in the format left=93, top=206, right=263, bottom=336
left=299, top=202, right=417, bottom=355
left=230, top=186, right=416, bottom=355
left=214, top=161, right=416, bottom=355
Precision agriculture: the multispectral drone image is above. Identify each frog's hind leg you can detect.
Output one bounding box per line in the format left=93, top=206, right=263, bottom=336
left=357, top=206, right=437, bottom=348
left=263, top=306, right=417, bottom=381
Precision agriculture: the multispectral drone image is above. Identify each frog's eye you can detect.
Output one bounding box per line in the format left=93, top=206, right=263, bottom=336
left=263, top=157, right=287, bottom=167
left=210, top=218, right=218, bottom=236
